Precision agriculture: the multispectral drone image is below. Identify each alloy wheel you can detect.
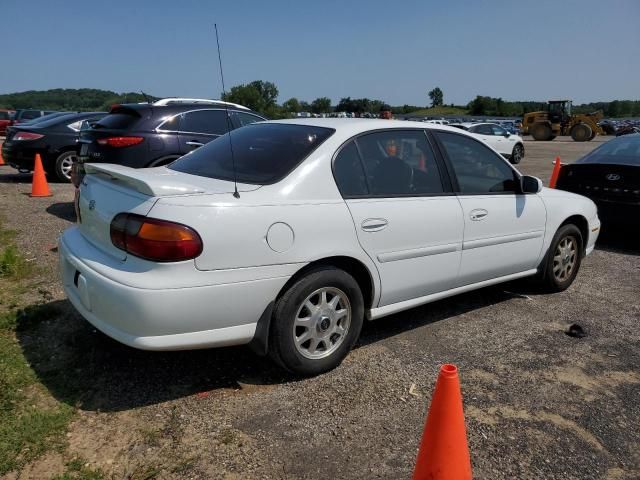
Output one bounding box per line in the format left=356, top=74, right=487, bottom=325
left=293, top=287, right=351, bottom=360
left=553, top=236, right=577, bottom=282
left=60, top=154, right=77, bottom=180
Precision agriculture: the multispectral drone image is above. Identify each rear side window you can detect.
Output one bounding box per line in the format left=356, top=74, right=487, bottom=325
left=0, top=112, right=8, bottom=120
left=436, top=132, right=518, bottom=194
left=355, top=130, right=445, bottom=196
left=333, top=141, right=368, bottom=197
left=94, top=113, right=140, bottom=130
left=169, top=123, right=334, bottom=185
left=21, top=110, right=40, bottom=120
left=181, top=110, right=228, bottom=135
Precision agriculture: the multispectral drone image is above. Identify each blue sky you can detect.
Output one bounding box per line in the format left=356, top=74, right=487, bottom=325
left=2, top=0, right=638, bottom=106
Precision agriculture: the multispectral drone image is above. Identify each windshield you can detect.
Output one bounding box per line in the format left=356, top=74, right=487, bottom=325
left=169, top=123, right=335, bottom=185
left=577, top=135, right=640, bottom=166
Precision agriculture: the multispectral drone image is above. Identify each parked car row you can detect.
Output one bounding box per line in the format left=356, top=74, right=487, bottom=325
left=1, top=98, right=265, bottom=182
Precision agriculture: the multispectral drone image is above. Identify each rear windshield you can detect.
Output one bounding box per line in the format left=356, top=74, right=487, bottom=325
left=169, top=123, right=335, bottom=185
left=577, top=134, right=640, bottom=166
left=93, top=112, right=140, bottom=130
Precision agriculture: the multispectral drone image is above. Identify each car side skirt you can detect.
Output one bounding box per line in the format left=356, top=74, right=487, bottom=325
left=369, top=269, right=538, bottom=320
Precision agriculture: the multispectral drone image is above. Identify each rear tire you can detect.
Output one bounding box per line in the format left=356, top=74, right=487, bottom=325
left=510, top=143, right=524, bottom=164
left=531, top=123, right=552, bottom=141
left=53, top=151, right=76, bottom=183
left=269, top=267, right=364, bottom=376
left=571, top=124, right=592, bottom=142
left=539, top=224, right=583, bottom=292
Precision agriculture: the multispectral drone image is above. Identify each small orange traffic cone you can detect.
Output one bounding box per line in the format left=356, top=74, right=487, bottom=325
left=412, top=364, right=472, bottom=480
left=0, top=147, right=5, bottom=165
left=30, top=153, right=52, bottom=197
left=549, top=156, right=563, bottom=188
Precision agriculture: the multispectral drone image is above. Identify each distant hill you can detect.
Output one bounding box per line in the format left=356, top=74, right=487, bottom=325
left=0, top=88, right=155, bottom=111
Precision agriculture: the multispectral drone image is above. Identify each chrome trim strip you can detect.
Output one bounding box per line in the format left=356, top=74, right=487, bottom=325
left=377, top=243, right=459, bottom=263
left=463, top=230, right=543, bottom=251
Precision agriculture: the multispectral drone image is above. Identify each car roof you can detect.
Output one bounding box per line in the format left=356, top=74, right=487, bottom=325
left=264, top=118, right=478, bottom=138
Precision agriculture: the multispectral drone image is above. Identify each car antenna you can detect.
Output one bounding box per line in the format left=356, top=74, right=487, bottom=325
left=215, top=23, right=240, bottom=199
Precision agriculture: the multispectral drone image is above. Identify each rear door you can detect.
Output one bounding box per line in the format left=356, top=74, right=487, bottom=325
left=177, top=109, right=229, bottom=153
left=333, top=129, right=464, bottom=306
left=434, top=131, right=546, bottom=286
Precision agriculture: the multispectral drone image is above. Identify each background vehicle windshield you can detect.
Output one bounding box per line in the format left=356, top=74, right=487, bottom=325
left=577, top=135, right=640, bottom=166
left=169, top=123, right=335, bottom=184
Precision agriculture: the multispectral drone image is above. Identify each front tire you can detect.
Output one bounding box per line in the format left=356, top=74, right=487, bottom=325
left=531, top=123, right=553, bottom=141
left=269, top=267, right=364, bottom=376
left=571, top=124, right=592, bottom=142
left=539, top=224, right=583, bottom=292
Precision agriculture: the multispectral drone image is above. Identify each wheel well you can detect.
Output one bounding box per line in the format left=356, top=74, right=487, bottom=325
left=277, top=256, right=375, bottom=309
left=560, top=215, right=588, bottom=255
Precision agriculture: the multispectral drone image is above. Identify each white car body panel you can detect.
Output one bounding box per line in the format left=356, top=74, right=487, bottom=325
left=59, top=119, right=599, bottom=351
left=456, top=122, right=523, bottom=157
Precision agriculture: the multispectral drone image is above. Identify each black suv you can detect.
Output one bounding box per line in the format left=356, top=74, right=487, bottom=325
left=78, top=99, right=265, bottom=168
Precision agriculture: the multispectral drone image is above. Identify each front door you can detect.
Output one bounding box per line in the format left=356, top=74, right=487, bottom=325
left=434, top=131, right=546, bottom=286
left=333, top=130, right=464, bottom=307
left=177, top=109, right=229, bottom=154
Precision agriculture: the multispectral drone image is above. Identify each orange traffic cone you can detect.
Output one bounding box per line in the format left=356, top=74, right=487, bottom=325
left=549, top=156, right=563, bottom=188
left=412, top=364, right=472, bottom=480
left=30, top=153, right=52, bottom=197
left=0, top=147, right=5, bottom=165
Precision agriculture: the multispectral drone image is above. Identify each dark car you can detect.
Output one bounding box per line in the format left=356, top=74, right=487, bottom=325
left=2, top=111, right=106, bottom=181
left=9, top=109, right=60, bottom=126
left=0, top=109, right=15, bottom=135
left=556, top=134, right=640, bottom=224
left=77, top=98, right=265, bottom=169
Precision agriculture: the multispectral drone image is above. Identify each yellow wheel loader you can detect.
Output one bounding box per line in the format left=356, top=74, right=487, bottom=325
left=521, top=100, right=604, bottom=141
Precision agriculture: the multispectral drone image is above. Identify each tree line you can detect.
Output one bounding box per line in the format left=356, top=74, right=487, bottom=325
left=1, top=85, right=639, bottom=118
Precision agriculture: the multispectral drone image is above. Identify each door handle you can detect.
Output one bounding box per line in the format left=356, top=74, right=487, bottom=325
left=186, top=141, right=204, bottom=147
left=361, top=218, right=388, bottom=232
left=469, top=209, right=488, bottom=221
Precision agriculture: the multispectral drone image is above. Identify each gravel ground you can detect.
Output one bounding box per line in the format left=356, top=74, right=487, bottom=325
left=1, top=135, right=639, bottom=479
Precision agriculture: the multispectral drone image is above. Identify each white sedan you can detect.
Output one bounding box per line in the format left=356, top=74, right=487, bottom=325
left=450, top=122, right=525, bottom=164
left=60, top=119, right=600, bottom=375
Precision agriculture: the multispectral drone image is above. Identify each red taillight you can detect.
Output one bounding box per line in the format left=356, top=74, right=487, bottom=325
left=96, top=136, right=144, bottom=148
left=13, top=132, right=44, bottom=141
left=110, top=213, right=203, bottom=262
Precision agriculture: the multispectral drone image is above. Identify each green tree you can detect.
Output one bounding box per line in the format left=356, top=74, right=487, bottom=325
left=428, top=87, right=443, bottom=107
left=222, top=80, right=279, bottom=116
left=311, top=97, right=332, bottom=114
left=281, top=97, right=301, bottom=114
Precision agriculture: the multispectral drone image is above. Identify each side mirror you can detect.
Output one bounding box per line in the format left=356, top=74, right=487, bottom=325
left=521, top=175, right=543, bottom=194
left=504, top=132, right=511, bottom=138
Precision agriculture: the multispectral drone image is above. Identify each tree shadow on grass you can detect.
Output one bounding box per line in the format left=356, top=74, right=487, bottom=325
left=17, top=286, right=517, bottom=413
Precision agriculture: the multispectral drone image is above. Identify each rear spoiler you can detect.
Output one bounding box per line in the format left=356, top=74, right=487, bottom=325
left=83, top=164, right=205, bottom=197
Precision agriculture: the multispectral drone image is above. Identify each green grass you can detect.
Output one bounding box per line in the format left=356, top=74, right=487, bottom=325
left=409, top=106, right=469, bottom=116
left=0, top=219, right=73, bottom=476
left=52, top=458, right=104, bottom=480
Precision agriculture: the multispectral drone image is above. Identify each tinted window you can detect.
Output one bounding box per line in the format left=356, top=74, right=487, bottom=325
left=490, top=125, right=507, bottom=136
left=356, top=130, right=444, bottom=196
left=21, top=110, right=41, bottom=120
left=182, top=110, right=228, bottom=135
left=473, top=124, right=493, bottom=135
left=577, top=135, right=640, bottom=166
left=333, top=141, right=368, bottom=197
left=94, top=113, right=140, bottom=130
left=169, top=123, right=334, bottom=184
left=157, top=114, right=181, bottom=131
left=233, top=111, right=264, bottom=127
left=0, top=112, right=8, bottom=120
left=436, top=132, right=518, bottom=193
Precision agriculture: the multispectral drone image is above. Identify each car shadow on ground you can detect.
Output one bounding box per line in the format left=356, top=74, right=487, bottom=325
left=17, top=286, right=517, bottom=413
left=0, top=169, right=32, bottom=183
left=46, top=202, right=76, bottom=222
left=595, top=224, right=639, bottom=256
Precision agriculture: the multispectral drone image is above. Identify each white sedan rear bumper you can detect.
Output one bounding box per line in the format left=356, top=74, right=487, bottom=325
left=59, top=228, right=291, bottom=351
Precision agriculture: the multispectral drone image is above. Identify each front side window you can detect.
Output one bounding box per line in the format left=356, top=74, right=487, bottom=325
left=355, top=130, right=444, bottom=196
left=473, top=124, right=493, bottom=135
left=436, top=132, right=519, bottom=194
left=181, top=110, right=228, bottom=135
left=169, top=123, right=334, bottom=184
left=233, top=112, right=265, bottom=127
left=490, top=125, right=507, bottom=136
